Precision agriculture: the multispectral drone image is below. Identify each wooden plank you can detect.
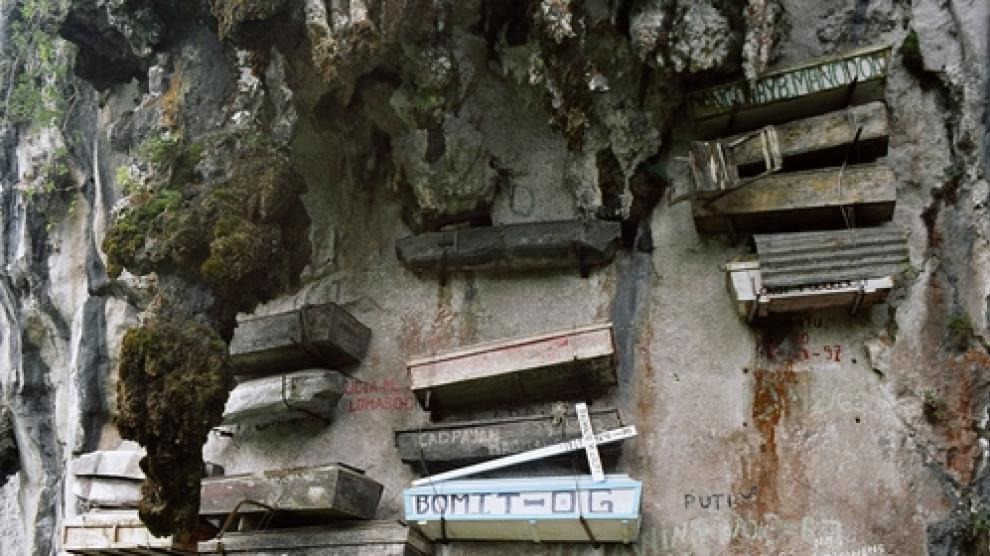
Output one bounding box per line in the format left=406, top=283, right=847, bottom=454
left=689, top=44, right=891, bottom=137
left=396, top=219, right=622, bottom=274
left=692, top=163, right=896, bottom=234
left=754, top=225, right=908, bottom=288
left=404, top=474, right=642, bottom=543
left=222, top=370, right=346, bottom=426
left=230, top=303, right=371, bottom=376
left=408, top=323, right=617, bottom=411
left=394, top=409, right=623, bottom=470
left=196, top=521, right=432, bottom=555
left=199, top=464, right=383, bottom=519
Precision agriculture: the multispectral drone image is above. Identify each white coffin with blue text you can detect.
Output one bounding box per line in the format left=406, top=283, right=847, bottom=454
left=404, top=474, right=641, bottom=543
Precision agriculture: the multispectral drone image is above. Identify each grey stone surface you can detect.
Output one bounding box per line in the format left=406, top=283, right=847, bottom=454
left=223, top=369, right=346, bottom=426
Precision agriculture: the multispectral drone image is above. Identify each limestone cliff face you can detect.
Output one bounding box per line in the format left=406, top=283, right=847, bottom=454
left=0, top=0, right=987, bottom=554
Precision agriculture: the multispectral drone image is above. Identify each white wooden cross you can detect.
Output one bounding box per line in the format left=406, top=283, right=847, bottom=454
left=410, top=403, right=636, bottom=486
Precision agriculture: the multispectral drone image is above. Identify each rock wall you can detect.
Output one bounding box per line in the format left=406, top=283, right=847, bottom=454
left=0, top=0, right=987, bottom=554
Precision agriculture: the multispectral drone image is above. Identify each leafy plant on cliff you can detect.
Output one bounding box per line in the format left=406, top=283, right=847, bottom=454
left=114, top=319, right=233, bottom=537
left=2, top=0, right=71, bottom=128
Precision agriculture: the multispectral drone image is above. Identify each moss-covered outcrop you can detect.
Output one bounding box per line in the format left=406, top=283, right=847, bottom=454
left=0, top=406, right=18, bottom=487
left=114, top=319, right=233, bottom=537
left=102, top=131, right=310, bottom=319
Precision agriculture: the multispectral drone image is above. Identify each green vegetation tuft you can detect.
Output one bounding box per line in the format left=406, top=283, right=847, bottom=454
left=2, top=0, right=71, bottom=128
left=922, top=389, right=946, bottom=423
left=948, top=313, right=974, bottom=352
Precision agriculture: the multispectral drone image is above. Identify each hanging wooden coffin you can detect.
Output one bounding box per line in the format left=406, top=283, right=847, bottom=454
left=689, top=44, right=891, bottom=137
left=671, top=101, right=889, bottom=203
left=408, top=322, right=617, bottom=412
left=71, top=450, right=144, bottom=508
left=692, top=163, right=896, bottom=234
left=230, top=303, right=371, bottom=376
left=395, top=219, right=622, bottom=276
left=62, top=511, right=181, bottom=554
left=196, top=521, right=433, bottom=555
left=199, top=464, right=383, bottom=520
left=222, top=369, right=346, bottom=426
left=726, top=225, right=908, bottom=319
left=404, top=474, right=642, bottom=543
left=394, top=408, right=623, bottom=471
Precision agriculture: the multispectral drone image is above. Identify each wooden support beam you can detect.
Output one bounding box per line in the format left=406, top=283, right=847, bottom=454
left=230, top=303, right=371, bottom=376
left=196, top=521, right=433, bottom=555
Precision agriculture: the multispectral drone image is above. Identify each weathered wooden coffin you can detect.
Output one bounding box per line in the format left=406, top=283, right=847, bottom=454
left=672, top=101, right=889, bottom=203
left=404, top=474, right=642, bottom=543
left=62, top=511, right=181, bottom=554
left=726, top=226, right=908, bottom=319
left=689, top=44, right=891, bottom=137
left=199, top=464, right=383, bottom=519
left=72, top=451, right=144, bottom=508
left=395, top=408, right=623, bottom=470
left=692, top=163, right=897, bottom=234
left=196, top=521, right=433, bottom=555
left=396, top=219, right=622, bottom=274
left=230, top=303, right=371, bottom=376
left=222, top=369, right=346, bottom=426
left=408, top=322, right=617, bottom=412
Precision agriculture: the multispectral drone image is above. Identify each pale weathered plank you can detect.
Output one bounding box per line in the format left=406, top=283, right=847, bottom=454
left=693, top=163, right=896, bottom=234
left=396, top=219, right=622, bottom=274
left=408, top=323, right=617, bottom=411
left=196, top=522, right=432, bottom=555
left=689, top=44, right=891, bottom=136
left=230, top=303, right=371, bottom=376
left=394, top=408, right=622, bottom=469
left=199, top=464, right=383, bottom=519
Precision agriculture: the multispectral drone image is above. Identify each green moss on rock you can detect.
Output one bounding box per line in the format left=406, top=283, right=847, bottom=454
left=114, top=319, right=233, bottom=537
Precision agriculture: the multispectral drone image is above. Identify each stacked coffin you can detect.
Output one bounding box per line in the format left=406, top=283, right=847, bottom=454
left=396, top=219, right=623, bottom=280
left=223, top=302, right=370, bottom=427
left=677, top=44, right=909, bottom=317
left=71, top=449, right=145, bottom=509
left=399, top=322, right=642, bottom=544
left=64, top=448, right=223, bottom=554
